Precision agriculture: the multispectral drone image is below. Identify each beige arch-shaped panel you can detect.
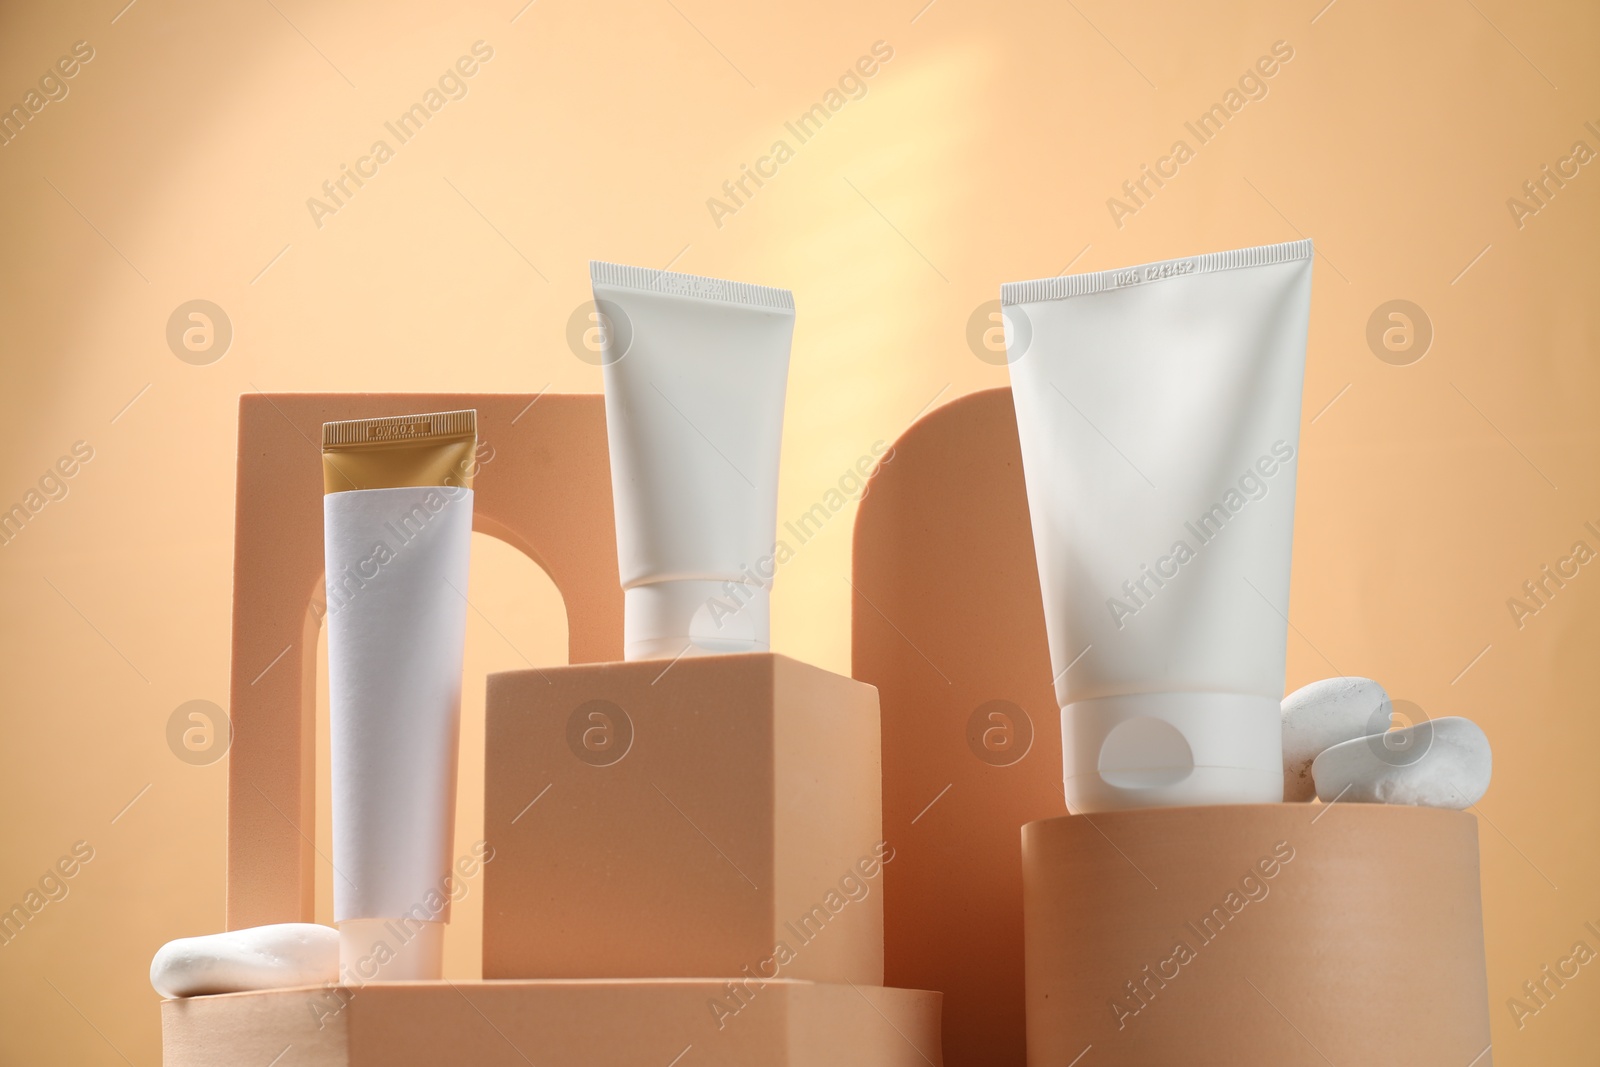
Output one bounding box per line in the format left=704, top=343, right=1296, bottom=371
left=227, top=392, right=621, bottom=931
left=851, top=387, right=1062, bottom=1067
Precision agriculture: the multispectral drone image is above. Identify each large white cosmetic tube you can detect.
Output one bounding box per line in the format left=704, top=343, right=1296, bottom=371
left=590, top=262, right=794, bottom=661
left=322, top=410, right=477, bottom=981
left=1003, top=240, right=1313, bottom=813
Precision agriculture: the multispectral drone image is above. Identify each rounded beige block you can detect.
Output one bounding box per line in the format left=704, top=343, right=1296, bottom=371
left=1022, top=805, right=1490, bottom=1066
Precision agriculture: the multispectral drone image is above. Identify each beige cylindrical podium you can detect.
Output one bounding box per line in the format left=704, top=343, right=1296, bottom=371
left=1022, top=805, right=1491, bottom=1066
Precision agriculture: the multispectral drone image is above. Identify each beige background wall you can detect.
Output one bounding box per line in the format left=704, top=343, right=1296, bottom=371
left=0, top=0, right=1594, bottom=1062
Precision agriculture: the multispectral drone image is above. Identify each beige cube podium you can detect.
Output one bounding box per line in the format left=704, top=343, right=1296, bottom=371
left=483, top=653, right=888, bottom=985
left=161, top=979, right=942, bottom=1067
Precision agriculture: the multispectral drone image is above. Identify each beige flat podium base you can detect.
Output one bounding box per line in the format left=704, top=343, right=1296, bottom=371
left=161, top=979, right=943, bottom=1066
left=1022, top=804, right=1491, bottom=1066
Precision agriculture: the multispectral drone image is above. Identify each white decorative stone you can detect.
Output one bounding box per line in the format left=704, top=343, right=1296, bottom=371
left=1281, top=677, right=1391, bottom=802
left=150, top=923, right=338, bottom=999
left=1312, top=716, right=1492, bottom=809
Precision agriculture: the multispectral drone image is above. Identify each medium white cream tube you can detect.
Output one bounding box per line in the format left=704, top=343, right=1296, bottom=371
left=1003, top=239, right=1313, bottom=813
left=591, top=262, right=793, bottom=661
left=322, top=410, right=476, bottom=981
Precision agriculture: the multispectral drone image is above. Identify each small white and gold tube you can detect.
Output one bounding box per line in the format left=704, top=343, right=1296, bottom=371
left=321, top=409, right=477, bottom=982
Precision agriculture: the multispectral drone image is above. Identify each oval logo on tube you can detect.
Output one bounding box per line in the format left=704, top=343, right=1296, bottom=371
left=966, top=699, right=1035, bottom=767
left=567, top=699, right=634, bottom=767
left=565, top=298, right=634, bottom=366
